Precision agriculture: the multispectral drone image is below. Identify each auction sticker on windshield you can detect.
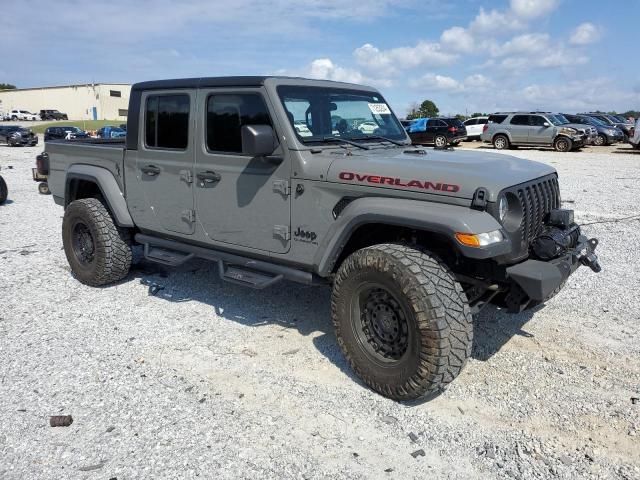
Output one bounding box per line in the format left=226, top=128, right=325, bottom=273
left=368, top=103, right=391, bottom=115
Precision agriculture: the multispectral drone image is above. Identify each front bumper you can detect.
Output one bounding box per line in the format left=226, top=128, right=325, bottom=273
left=506, top=233, right=600, bottom=302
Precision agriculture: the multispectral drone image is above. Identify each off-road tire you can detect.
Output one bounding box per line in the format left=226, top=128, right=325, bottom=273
left=0, top=175, right=7, bottom=204
left=331, top=243, right=473, bottom=401
left=62, top=198, right=132, bottom=286
left=493, top=134, right=509, bottom=150
left=434, top=135, right=447, bottom=148
left=594, top=134, right=607, bottom=146
left=554, top=136, right=572, bottom=152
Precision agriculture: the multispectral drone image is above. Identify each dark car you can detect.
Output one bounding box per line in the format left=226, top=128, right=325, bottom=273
left=40, top=109, right=69, bottom=121
left=406, top=117, right=467, bottom=147
left=0, top=125, right=38, bottom=147
left=578, top=113, right=633, bottom=139
left=44, top=126, right=89, bottom=141
left=561, top=114, right=624, bottom=146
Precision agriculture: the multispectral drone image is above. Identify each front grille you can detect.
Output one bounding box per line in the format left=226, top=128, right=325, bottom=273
left=514, top=175, right=560, bottom=247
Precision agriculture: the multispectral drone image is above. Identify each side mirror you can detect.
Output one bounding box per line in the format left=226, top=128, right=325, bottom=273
left=241, top=125, right=275, bottom=156
left=543, top=122, right=550, bottom=127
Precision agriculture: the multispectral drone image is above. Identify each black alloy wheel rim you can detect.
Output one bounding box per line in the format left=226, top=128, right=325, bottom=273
left=352, top=284, right=411, bottom=364
left=72, top=221, right=96, bottom=265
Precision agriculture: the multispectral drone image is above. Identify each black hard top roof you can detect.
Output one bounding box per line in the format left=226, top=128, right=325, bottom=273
left=131, top=76, right=372, bottom=91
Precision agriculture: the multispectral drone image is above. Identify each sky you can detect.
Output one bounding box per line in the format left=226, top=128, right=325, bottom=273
left=3, top=0, right=639, bottom=117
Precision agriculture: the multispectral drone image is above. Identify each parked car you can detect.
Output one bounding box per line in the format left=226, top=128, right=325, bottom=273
left=481, top=112, right=586, bottom=152
left=44, top=126, right=89, bottom=141
left=42, top=75, right=601, bottom=401
left=8, top=110, right=40, bottom=121
left=463, top=116, right=488, bottom=140
left=40, top=109, right=69, bottom=121
left=0, top=125, right=38, bottom=146
left=406, top=117, right=467, bottom=147
left=561, top=113, right=624, bottom=146
left=400, top=120, right=411, bottom=130
left=96, top=126, right=126, bottom=139
left=578, top=113, right=634, bottom=139
left=549, top=114, right=597, bottom=145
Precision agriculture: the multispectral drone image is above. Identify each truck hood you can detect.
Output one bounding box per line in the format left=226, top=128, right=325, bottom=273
left=326, top=147, right=556, bottom=202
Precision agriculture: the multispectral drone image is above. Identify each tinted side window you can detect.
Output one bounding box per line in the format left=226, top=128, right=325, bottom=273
left=427, top=119, right=446, bottom=127
left=206, top=93, right=272, bottom=153
left=477, top=118, right=488, bottom=124
left=145, top=94, right=190, bottom=149
left=529, top=115, right=546, bottom=127
left=488, top=114, right=507, bottom=124
left=464, top=119, right=476, bottom=126
left=510, top=115, right=529, bottom=125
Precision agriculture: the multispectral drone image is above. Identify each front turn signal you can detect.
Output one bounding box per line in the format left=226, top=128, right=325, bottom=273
left=455, top=230, right=504, bottom=248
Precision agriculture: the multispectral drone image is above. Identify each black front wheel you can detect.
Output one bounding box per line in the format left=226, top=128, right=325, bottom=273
left=554, top=136, right=572, bottom=152
left=594, top=134, right=607, bottom=146
left=331, top=244, right=472, bottom=401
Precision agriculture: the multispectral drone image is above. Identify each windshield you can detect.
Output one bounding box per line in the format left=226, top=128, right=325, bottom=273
left=581, top=116, right=605, bottom=126
left=547, top=114, right=567, bottom=126
left=277, top=85, right=406, bottom=143
left=63, top=127, right=82, bottom=133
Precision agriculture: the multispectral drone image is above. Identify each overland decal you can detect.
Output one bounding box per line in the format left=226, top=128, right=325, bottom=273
left=338, top=171, right=460, bottom=193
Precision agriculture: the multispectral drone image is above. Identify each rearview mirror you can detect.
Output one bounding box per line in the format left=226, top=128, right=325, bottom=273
left=241, top=125, right=275, bottom=156
left=543, top=122, right=550, bottom=127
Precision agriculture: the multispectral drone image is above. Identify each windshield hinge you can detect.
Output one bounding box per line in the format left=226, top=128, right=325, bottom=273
left=273, top=180, right=290, bottom=196
left=273, top=225, right=290, bottom=241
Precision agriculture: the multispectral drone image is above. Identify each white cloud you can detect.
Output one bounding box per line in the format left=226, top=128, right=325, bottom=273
left=569, top=22, right=602, bottom=45
left=491, top=33, right=550, bottom=57
left=409, top=73, right=493, bottom=92
left=509, top=0, right=559, bottom=19
left=307, top=58, right=365, bottom=84
left=354, top=42, right=457, bottom=75
left=440, top=26, right=476, bottom=53
left=470, top=8, right=523, bottom=34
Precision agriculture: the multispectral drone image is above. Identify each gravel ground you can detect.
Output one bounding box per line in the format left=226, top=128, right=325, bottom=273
left=0, top=140, right=638, bottom=479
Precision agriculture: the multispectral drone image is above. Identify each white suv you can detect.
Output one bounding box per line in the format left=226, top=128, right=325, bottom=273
left=463, top=116, right=488, bottom=140
left=9, top=109, right=41, bottom=121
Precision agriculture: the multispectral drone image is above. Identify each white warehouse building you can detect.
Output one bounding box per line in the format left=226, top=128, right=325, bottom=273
left=0, top=83, right=131, bottom=121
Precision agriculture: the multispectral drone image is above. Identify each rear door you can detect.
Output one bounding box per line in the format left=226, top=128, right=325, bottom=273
left=464, top=118, right=478, bottom=136
left=193, top=88, right=291, bottom=254
left=128, top=90, right=196, bottom=235
left=508, top=115, right=530, bottom=143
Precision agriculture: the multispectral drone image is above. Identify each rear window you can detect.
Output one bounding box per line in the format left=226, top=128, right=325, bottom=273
left=510, top=115, right=529, bottom=125
left=145, top=94, right=190, bottom=150
left=488, top=114, right=508, bottom=124
left=445, top=118, right=464, bottom=127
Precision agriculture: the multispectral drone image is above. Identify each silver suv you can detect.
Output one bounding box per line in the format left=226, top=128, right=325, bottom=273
left=481, top=112, right=589, bottom=152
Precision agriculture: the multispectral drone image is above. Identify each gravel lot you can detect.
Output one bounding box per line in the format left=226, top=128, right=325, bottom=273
left=0, top=140, right=638, bottom=479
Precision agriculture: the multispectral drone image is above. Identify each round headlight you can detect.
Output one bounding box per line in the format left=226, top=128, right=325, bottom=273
left=498, top=195, right=508, bottom=222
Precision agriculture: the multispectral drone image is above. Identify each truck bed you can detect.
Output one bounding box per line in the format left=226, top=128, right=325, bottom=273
left=45, top=139, right=127, bottom=205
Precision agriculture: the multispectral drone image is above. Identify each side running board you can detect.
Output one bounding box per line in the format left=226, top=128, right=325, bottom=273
left=136, top=233, right=321, bottom=289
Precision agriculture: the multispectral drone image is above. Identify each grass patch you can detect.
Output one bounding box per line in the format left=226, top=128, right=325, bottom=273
left=31, top=120, right=125, bottom=134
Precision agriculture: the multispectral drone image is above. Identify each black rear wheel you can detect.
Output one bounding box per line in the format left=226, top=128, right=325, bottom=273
left=493, top=134, right=509, bottom=150
left=594, top=134, right=606, bottom=146
left=331, top=244, right=472, bottom=401
left=62, top=198, right=132, bottom=286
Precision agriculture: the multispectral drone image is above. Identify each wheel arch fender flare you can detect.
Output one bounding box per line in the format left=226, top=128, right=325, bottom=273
left=314, top=197, right=509, bottom=276
left=65, top=164, right=134, bottom=227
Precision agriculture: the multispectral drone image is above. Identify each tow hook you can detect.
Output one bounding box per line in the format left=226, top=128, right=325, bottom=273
left=579, top=238, right=601, bottom=273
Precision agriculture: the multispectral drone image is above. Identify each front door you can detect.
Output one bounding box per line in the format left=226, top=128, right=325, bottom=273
left=528, top=115, right=555, bottom=145
left=129, top=90, right=195, bottom=235
left=193, top=88, right=291, bottom=254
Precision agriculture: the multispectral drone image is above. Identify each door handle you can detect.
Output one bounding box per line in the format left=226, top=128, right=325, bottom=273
left=141, top=165, right=161, bottom=176
left=196, top=171, right=221, bottom=186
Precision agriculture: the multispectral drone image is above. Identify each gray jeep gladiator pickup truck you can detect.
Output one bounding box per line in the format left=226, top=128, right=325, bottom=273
left=41, top=76, right=601, bottom=400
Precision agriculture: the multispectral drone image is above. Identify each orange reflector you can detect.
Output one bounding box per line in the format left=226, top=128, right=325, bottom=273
left=455, top=232, right=481, bottom=247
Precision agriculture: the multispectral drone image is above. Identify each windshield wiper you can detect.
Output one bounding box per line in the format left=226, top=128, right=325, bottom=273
left=321, top=135, right=370, bottom=150
left=353, top=134, right=406, bottom=146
